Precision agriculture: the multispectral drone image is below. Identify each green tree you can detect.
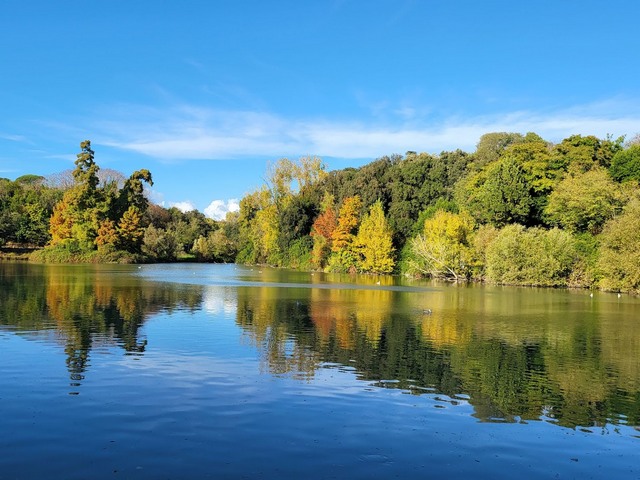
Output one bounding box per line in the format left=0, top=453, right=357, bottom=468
left=544, top=167, right=626, bottom=234
left=458, top=155, right=532, bottom=226
left=610, top=145, right=640, bottom=182
left=277, top=194, right=318, bottom=254
left=72, top=140, right=100, bottom=207
left=46, top=141, right=154, bottom=256
left=118, top=169, right=153, bottom=215
left=142, top=225, right=179, bottom=261
left=552, top=134, right=623, bottom=174
left=0, top=178, right=61, bottom=246
left=192, top=228, right=237, bottom=263
left=473, top=132, right=525, bottom=169
left=387, top=151, right=470, bottom=245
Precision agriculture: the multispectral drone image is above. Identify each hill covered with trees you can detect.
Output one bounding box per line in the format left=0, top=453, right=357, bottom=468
left=2, top=133, right=640, bottom=292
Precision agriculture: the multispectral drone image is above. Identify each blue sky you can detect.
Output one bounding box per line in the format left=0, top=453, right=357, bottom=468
left=1, top=1, right=639, bottom=219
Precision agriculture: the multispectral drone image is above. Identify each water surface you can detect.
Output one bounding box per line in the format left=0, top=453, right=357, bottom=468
left=0, top=262, right=638, bottom=479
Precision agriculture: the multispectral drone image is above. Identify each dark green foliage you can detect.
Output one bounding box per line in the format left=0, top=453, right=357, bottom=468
left=165, top=208, right=215, bottom=254
left=71, top=140, right=101, bottom=211
left=0, top=176, right=62, bottom=246
left=283, top=236, right=313, bottom=270
left=117, top=169, right=153, bottom=217
left=459, top=155, right=533, bottom=227
left=15, top=174, right=45, bottom=185
left=386, top=150, right=470, bottom=246
left=277, top=195, right=319, bottom=253
left=610, top=145, right=640, bottom=182
left=347, top=155, right=398, bottom=208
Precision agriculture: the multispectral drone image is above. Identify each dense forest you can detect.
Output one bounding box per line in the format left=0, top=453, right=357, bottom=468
left=2, top=133, right=640, bottom=292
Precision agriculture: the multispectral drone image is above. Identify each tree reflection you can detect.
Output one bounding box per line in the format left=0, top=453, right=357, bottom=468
left=234, top=281, right=640, bottom=431
left=3, top=262, right=639, bottom=431
left=0, top=262, right=202, bottom=390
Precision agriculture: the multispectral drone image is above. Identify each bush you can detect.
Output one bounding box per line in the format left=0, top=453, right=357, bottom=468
left=568, top=233, right=599, bottom=288
left=30, top=240, right=144, bottom=264
left=597, top=200, right=640, bottom=292
left=143, top=225, right=179, bottom=261
left=485, top=225, right=577, bottom=286
left=283, top=236, right=313, bottom=270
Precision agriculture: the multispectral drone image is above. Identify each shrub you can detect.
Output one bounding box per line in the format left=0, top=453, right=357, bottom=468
left=597, top=200, right=640, bottom=292
left=142, top=225, right=179, bottom=261
left=485, top=225, right=577, bottom=286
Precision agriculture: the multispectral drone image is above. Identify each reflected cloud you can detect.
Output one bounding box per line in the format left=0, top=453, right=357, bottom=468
left=202, top=286, right=237, bottom=315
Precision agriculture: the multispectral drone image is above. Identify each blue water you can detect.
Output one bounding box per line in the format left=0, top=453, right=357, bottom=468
left=0, top=263, right=638, bottom=479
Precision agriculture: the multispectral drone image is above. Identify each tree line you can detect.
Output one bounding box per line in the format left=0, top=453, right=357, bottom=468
left=2, top=134, right=640, bottom=291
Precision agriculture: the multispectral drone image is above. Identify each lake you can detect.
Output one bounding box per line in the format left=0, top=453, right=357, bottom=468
left=0, top=262, right=638, bottom=479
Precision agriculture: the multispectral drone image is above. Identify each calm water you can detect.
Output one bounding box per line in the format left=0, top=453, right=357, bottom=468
left=0, top=262, right=638, bottom=479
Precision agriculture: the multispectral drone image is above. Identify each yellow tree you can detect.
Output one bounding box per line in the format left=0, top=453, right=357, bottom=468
left=331, top=196, right=361, bottom=251
left=354, top=201, right=395, bottom=274
left=292, top=156, right=326, bottom=190
left=328, top=196, right=362, bottom=272
left=237, top=187, right=280, bottom=264
left=409, top=210, right=475, bottom=280
left=117, top=207, right=144, bottom=252
left=49, top=198, right=74, bottom=245
left=95, top=219, right=118, bottom=250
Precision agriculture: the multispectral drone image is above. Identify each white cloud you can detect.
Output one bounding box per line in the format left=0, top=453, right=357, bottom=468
left=204, top=199, right=240, bottom=221
left=169, top=201, right=196, bottom=212
left=94, top=97, right=640, bottom=160
left=0, top=133, right=28, bottom=142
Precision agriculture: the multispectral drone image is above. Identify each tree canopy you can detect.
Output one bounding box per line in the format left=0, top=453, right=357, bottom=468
left=5, top=132, right=640, bottom=293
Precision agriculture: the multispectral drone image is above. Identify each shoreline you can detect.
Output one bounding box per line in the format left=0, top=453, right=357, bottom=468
left=0, top=246, right=41, bottom=261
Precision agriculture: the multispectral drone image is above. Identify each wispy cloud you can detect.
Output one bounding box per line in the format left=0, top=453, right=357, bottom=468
left=93, top=97, right=640, bottom=161
left=0, top=133, right=28, bottom=142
